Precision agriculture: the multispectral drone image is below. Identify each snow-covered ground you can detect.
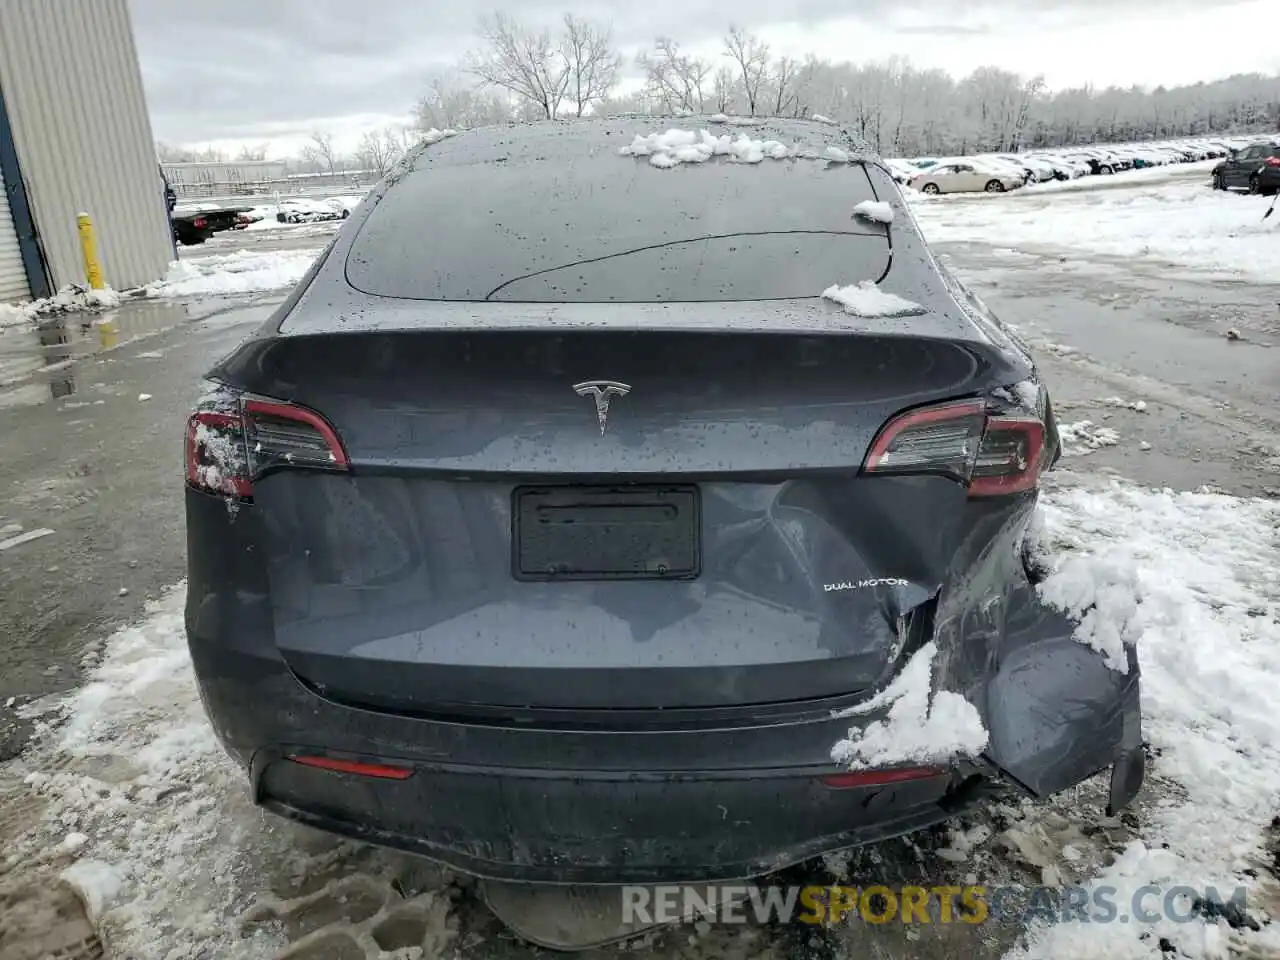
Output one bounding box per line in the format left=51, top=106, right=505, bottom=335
left=2, top=475, right=1276, bottom=958
left=909, top=175, right=1280, bottom=283
left=0, top=285, right=122, bottom=329
left=144, top=249, right=325, bottom=299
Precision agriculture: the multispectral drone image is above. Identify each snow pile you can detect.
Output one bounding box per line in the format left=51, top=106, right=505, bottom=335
left=707, top=113, right=761, bottom=126
left=1013, top=479, right=1280, bottom=959
left=811, top=114, right=836, bottom=124
left=1099, top=396, right=1149, bottom=412
left=853, top=199, right=894, bottom=224
left=1058, top=419, right=1120, bottom=455
left=419, top=127, right=456, bottom=145
left=822, top=280, right=925, bottom=318
left=831, top=642, right=989, bottom=768
left=0, top=284, right=123, bottom=329
left=1038, top=552, right=1141, bottom=672
left=145, top=249, right=322, bottom=298
left=62, top=860, right=125, bottom=926
left=620, top=128, right=795, bottom=167
left=909, top=175, right=1280, bottom=283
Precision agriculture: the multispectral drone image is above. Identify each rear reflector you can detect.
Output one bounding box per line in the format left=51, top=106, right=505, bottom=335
left=820, top=766, right=945, bottom=789
left=862, top=394, right=1047, bottom=497
left=287, top=755, right=414, bottom=780
left=185, top=395, right=348, bottom=499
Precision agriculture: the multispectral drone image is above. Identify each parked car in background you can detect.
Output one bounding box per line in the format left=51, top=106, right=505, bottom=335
left=1212, top=140, right=1280, bottom=194
left=276, top=198, right=348, bottom=224
left=1000, top=155, right=1062, bottom=181
left=1064, top=152, right=1118, bottom=176
left=883, top=158, right=919, bottom=184
left=171, top=201, right=255, bottom=245
left=183, top=116, right=1143, bottom=889
left=911, top=161, right=1024, bottom=194
left=979, top=156, right=1037, bottom=183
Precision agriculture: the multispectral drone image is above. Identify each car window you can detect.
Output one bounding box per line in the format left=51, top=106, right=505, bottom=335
left=346, top=125, right=891, bottom=303
left=1239, top=146, right=1264, bottom=160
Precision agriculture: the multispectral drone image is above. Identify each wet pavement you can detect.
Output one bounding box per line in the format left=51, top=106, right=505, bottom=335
left=0, top=297, right=278, bottom=759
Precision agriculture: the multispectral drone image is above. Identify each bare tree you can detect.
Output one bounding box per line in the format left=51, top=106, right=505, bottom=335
left=711, top=67, right=737, bottom=113
left=356, top=128, right=404, bottom=176
left=561, top=14, right=621, bottom=116
left=466, top=12, right=572, bottom=119
left=769, top=56, right=801, bottom=117
left=594, top=91, right=651, bottom=116
left=415, top=72, right=514, bottom=129
left=236, top=143, right=269, bottom=161
left=156, top=141, right=192, bottom=162
left=722, top=26, right=770, bottom=116
left=300, top=130, right=337, bottom=175
left=637, top=37, right=712, bottom=114
left=156, top=142, right=228, bottom=163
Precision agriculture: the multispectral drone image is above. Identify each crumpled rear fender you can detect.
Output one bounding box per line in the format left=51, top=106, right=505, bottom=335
left=931, top=496, right=1144, bottom=814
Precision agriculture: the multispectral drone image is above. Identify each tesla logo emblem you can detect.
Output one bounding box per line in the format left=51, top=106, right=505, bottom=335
left=573, top=380, right=631, bottom=435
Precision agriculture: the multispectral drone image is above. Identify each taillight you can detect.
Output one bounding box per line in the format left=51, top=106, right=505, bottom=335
left=186, top=411, right=251, bottom=497
left=969, top=416, right=1044, bottom=496
left=862, top=397, right=1046, bottom=497
left=185, top=396, right=348, bottom=498
left=1265, top=157, right=1280, bottom=167
left=193, top=217, right=207, bottom=228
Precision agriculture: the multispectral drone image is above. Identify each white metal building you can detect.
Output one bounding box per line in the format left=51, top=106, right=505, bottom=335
left=0, top=0, right=172, bottom=303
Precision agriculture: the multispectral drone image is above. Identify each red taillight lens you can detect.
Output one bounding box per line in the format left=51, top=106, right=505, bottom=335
left=243, top=399, right=349, bottom=471
left=969, top=416, right=1044, bottom=496
left=1265, top=157, right=1280, bottom=167
left=193, top=217, right=207, bottom=228
left=863, top=399, right=987, bottom=483
left=185, top=397, right=348, bottom=498
left=185, top=411, right=251, bottom=497
left=862, top=396, right=1047, bottom=497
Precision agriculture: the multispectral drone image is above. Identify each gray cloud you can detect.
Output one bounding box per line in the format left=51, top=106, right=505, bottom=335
left=127, top=0, right=1256, bottom=144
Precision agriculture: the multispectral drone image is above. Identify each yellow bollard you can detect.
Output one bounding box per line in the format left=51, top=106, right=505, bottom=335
left=77, top=212, right=105, bottom=290
left=97, top=317, right=119, bottom=349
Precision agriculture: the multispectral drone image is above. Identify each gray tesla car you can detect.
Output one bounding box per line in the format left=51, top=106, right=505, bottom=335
left=184, top=117, right=1143, bottom=884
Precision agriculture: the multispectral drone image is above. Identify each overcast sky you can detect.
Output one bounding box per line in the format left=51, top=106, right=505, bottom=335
left=128, top=0, right=1277, bottom=156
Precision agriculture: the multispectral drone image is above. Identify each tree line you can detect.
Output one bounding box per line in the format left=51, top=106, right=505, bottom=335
left=159, top=12, right=1280, bottom=173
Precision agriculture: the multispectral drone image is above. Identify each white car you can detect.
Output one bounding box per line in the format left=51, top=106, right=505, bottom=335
left=909, top=162, right=1024, bottom=195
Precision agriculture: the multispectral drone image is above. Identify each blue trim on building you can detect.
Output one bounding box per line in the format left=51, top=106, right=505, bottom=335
left=0, top=78, right=51, bottom=300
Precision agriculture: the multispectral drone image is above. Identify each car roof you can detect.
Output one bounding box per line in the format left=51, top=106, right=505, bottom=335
left=402, top=115, right=881, bottom=173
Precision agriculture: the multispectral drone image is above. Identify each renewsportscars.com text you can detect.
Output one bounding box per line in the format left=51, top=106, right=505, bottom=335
left=621, top=884, right=1249, bottom=926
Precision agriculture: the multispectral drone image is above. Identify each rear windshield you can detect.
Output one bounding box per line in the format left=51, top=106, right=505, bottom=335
left=344, top=124, right=890, bottom=303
